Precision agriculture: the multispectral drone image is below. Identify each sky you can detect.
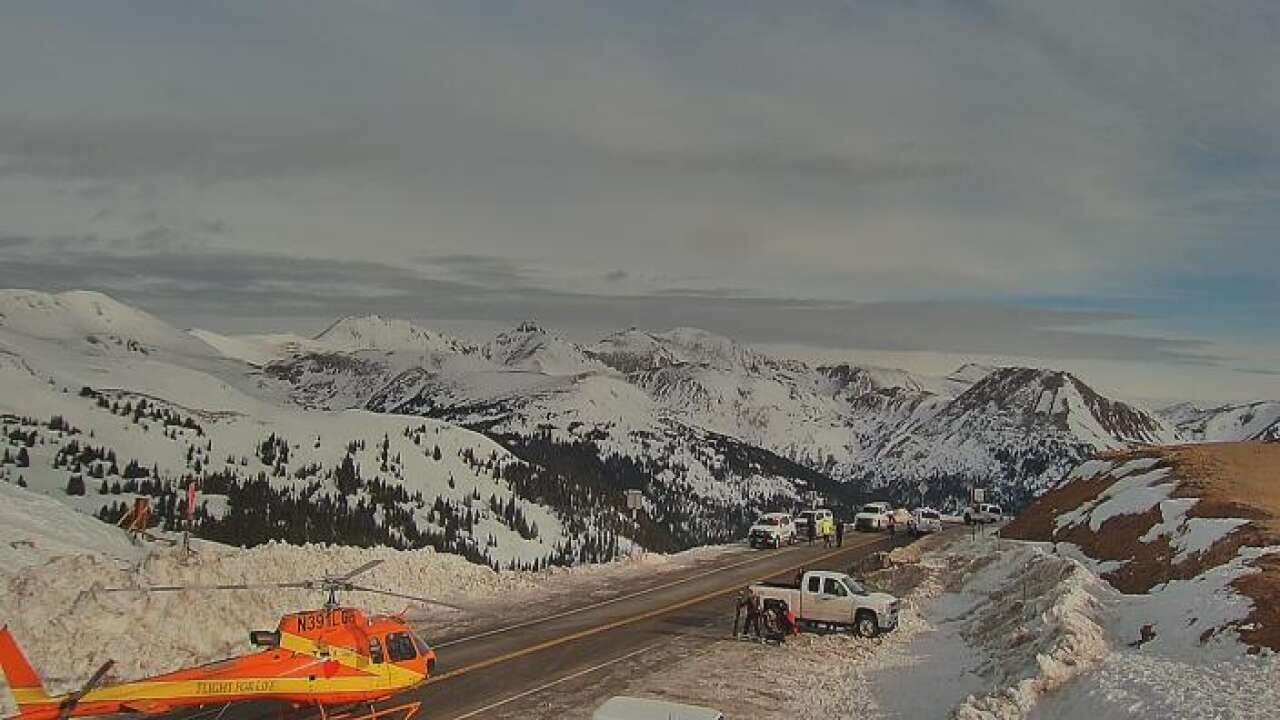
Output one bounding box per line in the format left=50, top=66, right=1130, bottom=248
left=0, top=0, right=1277, bottom=403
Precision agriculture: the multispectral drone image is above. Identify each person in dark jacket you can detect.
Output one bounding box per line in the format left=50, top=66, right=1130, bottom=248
left=836, top=518, right=844, bottom=547
left=806, top=519, right=816, bottom=546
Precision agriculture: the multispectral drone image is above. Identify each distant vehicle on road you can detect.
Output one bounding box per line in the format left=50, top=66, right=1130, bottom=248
left=965, top=503, right=1003, bottom=524
left=748, top=512, right=796, bottom=548
left=749, top=570, right=899, bottom=638
left=593, top=696, right=723, bottom=720
left=795, top=508, right=834, bottom=540
left=909, top=507, right=943, bottom=534
left=854, top=502, right=893, bottom=531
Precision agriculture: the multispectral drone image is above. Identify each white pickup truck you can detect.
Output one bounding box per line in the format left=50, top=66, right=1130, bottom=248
left=854, top=502, right=893, bottom=531
left=749, top=570, right=899, bottom=638
left=748, top=512, right=796, bottom=549
left=909, top=507, right=943, bottom=534
left=964, top=503, right=1003, bottom=525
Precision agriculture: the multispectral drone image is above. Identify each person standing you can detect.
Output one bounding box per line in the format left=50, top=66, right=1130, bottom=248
left=823, top=517, right=833, bottom=548
left=836, top=517, right=844, bottom=547
left=806, top=518, right=816, bottom=546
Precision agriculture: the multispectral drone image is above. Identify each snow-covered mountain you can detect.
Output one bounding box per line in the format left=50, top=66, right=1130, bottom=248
left=856, top=367, right=1179, bottom=507
left=1158, top=400, right=1280, bottom=443
left=313, top=315, right=477, bottom=356
left=0, top=289, right=216, bottom=357
left=0, top=292, right=629, bottom=571
left=3, top=289, right=1260, bottom=568
left=254, top=311, right=1184, bottom=512
left=481, top=322, right=601, bottom=375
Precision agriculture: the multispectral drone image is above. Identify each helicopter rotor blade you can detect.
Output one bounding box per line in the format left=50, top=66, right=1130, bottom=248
left=58, top=660, right=114, bottom=720
left=346, top=584, right=464, bottom=612
left=96, top=582, right=311, bottom=593
left=334, top=560, right=384, bottom=583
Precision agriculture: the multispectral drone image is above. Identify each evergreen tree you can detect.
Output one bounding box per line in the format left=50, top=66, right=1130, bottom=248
left=65, top=475, right=86, bottom=496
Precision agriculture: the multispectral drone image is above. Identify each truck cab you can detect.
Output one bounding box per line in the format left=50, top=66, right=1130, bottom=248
left=854, top=502, right=893, bottom=531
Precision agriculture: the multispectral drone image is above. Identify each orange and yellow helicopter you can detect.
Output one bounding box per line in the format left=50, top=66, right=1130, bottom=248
left=1, top=561, right=457, bottom=720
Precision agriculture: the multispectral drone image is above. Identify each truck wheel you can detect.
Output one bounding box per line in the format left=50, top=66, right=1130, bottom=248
left=855, top=610, right=879, bottom=638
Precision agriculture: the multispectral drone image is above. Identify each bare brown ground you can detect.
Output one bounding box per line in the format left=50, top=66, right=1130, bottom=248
left=1004, top=442, right=1280, bottom=651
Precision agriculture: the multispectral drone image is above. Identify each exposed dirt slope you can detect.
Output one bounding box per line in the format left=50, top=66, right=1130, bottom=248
left=1004, top=442, right=1280, bottom=651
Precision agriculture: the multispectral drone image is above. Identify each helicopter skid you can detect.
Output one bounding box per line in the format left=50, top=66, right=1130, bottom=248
left=321, top=702, right=422, bottom=720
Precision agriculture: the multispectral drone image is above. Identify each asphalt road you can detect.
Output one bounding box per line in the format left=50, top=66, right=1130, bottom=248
left=419, top=531, right=907, bottom=719
left=165, top=531, right=908, bottom=720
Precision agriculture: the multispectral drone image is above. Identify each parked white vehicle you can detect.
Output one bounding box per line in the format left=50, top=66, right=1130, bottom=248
left=593, top=697, right=723, bottom=720
left=795, top=508, right=834, bottom=539
left=854, top=502, right=893, bottom=531
left=909, top=507, right=943, bottom=534
left=964, top=503, right=1003, bottom=525
left=748, top=512, right=796, bottom=548
left=749, top=570, right=899, bottom=638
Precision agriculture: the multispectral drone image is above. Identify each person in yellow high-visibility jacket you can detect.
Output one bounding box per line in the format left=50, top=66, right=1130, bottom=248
left=820, top=516, right=834, bottom=547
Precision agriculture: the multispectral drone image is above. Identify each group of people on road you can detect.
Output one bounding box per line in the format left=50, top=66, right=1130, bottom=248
left=805, top=516, right=845, bottom=547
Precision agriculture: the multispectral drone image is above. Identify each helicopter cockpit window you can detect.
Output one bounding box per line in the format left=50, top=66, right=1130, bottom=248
left=386, top=632, right=417, bottom=662
left=411, top=632, right=431, bottom=657
left=369, top=637, right=384, bottom=664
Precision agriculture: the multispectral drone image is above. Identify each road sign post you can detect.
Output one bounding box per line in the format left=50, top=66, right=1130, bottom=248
left=624, top=490, right=645, bottom=559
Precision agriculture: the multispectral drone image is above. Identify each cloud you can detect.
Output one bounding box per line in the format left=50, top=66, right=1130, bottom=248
left=0, top=242, right=1217, bottom=366
left=0, top=1, right=1277, bottom=397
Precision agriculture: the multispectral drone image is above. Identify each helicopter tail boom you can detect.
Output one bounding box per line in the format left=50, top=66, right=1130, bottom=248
left=0, top=626, right=51, bottom=713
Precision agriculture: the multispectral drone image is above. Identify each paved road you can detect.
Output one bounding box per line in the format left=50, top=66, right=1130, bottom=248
left=167, top=531, right=908, bottom=720
left=420, top=531, right=906, bottom=719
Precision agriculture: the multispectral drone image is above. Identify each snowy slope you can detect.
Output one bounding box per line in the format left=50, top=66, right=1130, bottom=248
left=313, top=315, right=476, bottom=355
left=1159, top=400, right=1280, bottom=442
left=0, top=312, right=599, bottom=570
left=0, top=480, right=144, bottom=573
left=481, top=322, right=602, bottom=375
left=854, top=367, right=1179, bottom=507
left=0, top=290, right=216, bottom=357
left=1005, top=443, right=1280, bottom=652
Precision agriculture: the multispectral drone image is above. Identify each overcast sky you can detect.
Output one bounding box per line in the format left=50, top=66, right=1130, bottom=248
left=1, top=1, right=1277, bottom=403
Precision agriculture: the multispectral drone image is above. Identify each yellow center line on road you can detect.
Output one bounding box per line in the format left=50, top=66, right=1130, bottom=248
left=425, top=534, right=891, bottom=686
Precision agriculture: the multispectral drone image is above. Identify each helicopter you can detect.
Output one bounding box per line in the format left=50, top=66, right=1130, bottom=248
left=1, top=560, right=458, bottom=720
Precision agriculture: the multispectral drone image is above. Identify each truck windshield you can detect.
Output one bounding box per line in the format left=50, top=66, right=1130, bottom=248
left=861, top=505, right=880, bottom=513
left=840, top=577, right=866, bottom=595
left=759, top=516, right=782, bottom=525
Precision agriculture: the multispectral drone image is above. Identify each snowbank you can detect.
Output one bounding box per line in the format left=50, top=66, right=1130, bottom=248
left=613, top=532, right=1278, bottom=719
left=0, top=494, right=735, bottom=716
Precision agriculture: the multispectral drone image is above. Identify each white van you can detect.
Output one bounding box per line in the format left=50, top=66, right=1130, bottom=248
left=593, top=697, right=723, bottom=720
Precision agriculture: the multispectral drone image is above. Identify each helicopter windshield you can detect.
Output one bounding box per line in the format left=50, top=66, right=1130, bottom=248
left=411, top=632, right=432, bottom=657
